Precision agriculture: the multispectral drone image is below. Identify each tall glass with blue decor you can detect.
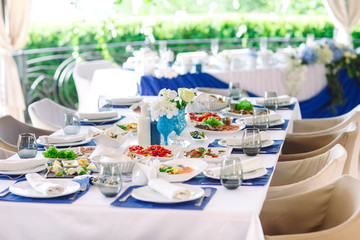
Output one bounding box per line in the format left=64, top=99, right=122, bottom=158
left=156, top=115, right=174, bottom=146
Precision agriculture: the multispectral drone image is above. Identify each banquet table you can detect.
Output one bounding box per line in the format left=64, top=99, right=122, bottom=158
left=0, top=97, right=301, bottom=240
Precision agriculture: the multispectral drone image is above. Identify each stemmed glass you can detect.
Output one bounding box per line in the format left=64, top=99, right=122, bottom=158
left=157, top=115, right=174, bottom=146
left=252, top=108, right=269, bottom=131
left=172, top=109, right=189, bottom=146
left=228, top=81, right=242, bottom=102
left=264, top=91, right=278, bottom=111
left=63, top=112, right=81, bottom=135
left=17, top=133, right=38, bottom=159
left=211, top=38, right=219, bottom=56
left=220, top=156, right=243, bottom=190
left=242, top=128, right=261, bottom=156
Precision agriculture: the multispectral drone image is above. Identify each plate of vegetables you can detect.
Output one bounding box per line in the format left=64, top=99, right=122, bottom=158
left=158, top=158, right=208, bottom=182
left=125, top=145, right=180, bottom=160
left=178, top=147, right=232, bottom=162
left=224, top=99, right=256, bottom=117
left=192, top=116, right=245, bottom=133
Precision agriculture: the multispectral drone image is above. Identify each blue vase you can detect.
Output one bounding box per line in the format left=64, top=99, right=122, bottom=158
left=156, top=115, right=174, bottom=146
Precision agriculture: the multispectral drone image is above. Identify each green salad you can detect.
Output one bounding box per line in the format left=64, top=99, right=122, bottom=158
left=202, top=117, right=224, bottom=126
left=42, top=146, right=78, bottom=160
left=236, top=100, right=253, bottom=111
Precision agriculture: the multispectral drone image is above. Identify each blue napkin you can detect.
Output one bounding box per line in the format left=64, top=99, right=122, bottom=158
left=37, top=139, right=97, bottom=151
left=184, top=168, right=274, bottom=186
left=113, top=105, right=132, bottom=109
left=208, top=139, right=284, bottom=154
left=111, top=186, right=216, bottom=210
left=80, top=115, right=125, bottom=126
left=0, top=178, right=90, bottom=203
left=232, top=118, right=289, bottom=131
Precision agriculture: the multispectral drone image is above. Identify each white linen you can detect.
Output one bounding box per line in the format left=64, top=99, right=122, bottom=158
left=243, top=113, right=282, bottom=125
left=111, top=97, right=143, bottom=104
left=77, top=111, right=117, bottom=120
left=90, top=145, right=124, bottom=161
left=241, top=157, right=265, bottom=173
left=0, top=157, right=46, bottom=171
left=255, top=95, right=291, bottom=104
left=132, top=162, right=158, bottom=185
left=226, top=132, right=270, bottom=146
left=39, top=133, right=86, bottom=144
left=147, top=178, right=191, bottom=200
left=25, top=173, right=65, bottom=196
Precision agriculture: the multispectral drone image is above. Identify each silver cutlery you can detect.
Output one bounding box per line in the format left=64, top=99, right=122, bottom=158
left=0, top=190, right=10, bottom=197
left=195, top=188, right=211, bottom=207
left=68, top=182, right=87, bottom=200
left=0, top=174, right=25, bottom=180
left=118, top=189, right=133, bottom=202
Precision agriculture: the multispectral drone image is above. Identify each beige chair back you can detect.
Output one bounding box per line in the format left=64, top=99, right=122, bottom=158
left=281, top=121, right=359, bottom=177
left=0, top=148, right=15, bottom=158
left=268, top=144, right=346, bottom=199
left=0, top=115, right=53, bottom=151
left=261, top=175, right=360, bottom=240
left=28, top=98, right=76, bottom=131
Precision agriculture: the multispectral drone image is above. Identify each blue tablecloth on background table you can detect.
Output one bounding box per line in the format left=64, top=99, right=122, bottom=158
left=208, top=139, right=284, bottom=154
left=0, top=178, right=90, bottom=203
left=111, top=186, right=216, bottom=210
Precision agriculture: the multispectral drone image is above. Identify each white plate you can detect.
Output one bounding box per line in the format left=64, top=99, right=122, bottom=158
left=158, top=159, right=208, bottom=182
left=203, top=167, right=267, bottom=180
left=131, top=184, right=204, bottom=203
left=217, top=139, right=274, bottom=149
left=80, top=116, right=122, bottom=123
left=223, top=108, right=276, bottom=118
left=9, top=179, right=80, bottom=198
left=37, top=138, right=92, bottom=147
left=124, top=145, right=181, bottom=161
left=236, top=118, right=285, bottom=127
left=177, top=147, right=232, bottom=162
left=0, top=164, right=47, bottom=175
left=111, top=97, right=143, bottom=105
left=193, top=122, right=245, bottom=134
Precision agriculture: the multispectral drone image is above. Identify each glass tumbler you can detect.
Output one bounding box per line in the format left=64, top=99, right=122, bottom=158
left=242, top=128, right=261, bottom=156
left=252, top=108, right=269, bottom=131
left=63, top=112, right=81, bottom=135
left=228, top=81, right=242, bottom=102
left=98, top=95, right=113, bottom=112
left=220, top=156, right=243, bottom=190
left=264, top=91, right=278, bottom=111
left=17, top=133, right=38, bottom=159
left=97, top=162, right=123, bottom=197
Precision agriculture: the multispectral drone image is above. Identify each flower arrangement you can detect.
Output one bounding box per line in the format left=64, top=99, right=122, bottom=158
left=151, top=88, right=196, bottom=119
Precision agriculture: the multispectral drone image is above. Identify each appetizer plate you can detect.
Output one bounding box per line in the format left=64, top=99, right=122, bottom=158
left=37, top=137, right=92, bottom=148
left=217, top=139, right=274, bottom=149
left=123, top=145, right=181, bottom=161
left=223, top=108, right=275, bottom=118
left=131, top=184, right=204, bottom=204
left=0, top=164, right=46, bottom=175
left=9, top=179, right=80, bottom=198
left=203, top=166, right=267, bottom=180
left=177, top=147, right=232, bottom=162
left=158, top=158, right=208, bottom=182
left=192, top=122, right=245, bottom=134
left=237, top=118, right=285, bottom=127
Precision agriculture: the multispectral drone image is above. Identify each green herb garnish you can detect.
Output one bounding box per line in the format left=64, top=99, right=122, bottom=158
left=116, top=124, right=128, bottom=130
left=202, top=117, right=224, bottom=126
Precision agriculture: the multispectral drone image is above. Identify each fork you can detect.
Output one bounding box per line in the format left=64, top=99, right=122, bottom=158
left=68, top=182, right=87, bottom=200
left=195, top=188, right=211, bottom=207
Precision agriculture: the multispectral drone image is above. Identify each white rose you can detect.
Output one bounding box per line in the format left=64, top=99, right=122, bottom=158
left=167, top=90, right=177, bottom=100
left=180, top=88, right=196, bottom=103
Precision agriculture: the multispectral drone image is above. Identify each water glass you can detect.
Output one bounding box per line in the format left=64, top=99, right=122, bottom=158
left=97, top=162, right=123, bottom=197
left=264, top=91, right=279, bottom=111
left=17, top=133, right=38, bottom=159
left=260, top=37, right=268, bottom=51
left=228, top=81, right=242, bottom=101
left=63, top=112, right=81, bottom=135
left=252, top=108, right=269, bottom=131
left=220, top=156, right=243, bottom=190
left=98, top=95, right=113, bottom=112
left=211, top=38, right=219, bottom=56
left=242, top=128, right=261, bottom=156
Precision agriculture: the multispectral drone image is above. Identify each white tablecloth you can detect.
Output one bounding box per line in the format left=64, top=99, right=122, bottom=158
left=0, top=98, right=301, bottom=240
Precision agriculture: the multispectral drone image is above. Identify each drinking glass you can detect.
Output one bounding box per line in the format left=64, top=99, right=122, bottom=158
left=211, top=38, right=219, bottom=56
left=260, top=37, right=268, bottom=51
left=228, top=81, right=242, bottom=102
left=252, top=108, right=269, bottom=131
left=220, top=156, right=243, bottom=190
left=264, top=91, right=279, bottom=111
left=63, top=112, right=81, bottom=135
left=242, top=128, right=261, bottom=156
left=17, top=133, right=38, bottom=159
left=159, top=40, right=167, bottom=61
left=98, top=95, right=113, bottom=112
left=97, top=162, right=123, bottom=197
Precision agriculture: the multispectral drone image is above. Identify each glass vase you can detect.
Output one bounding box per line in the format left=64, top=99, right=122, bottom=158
left=156, top=115, right=174, bottom=146
left=172, top=109, right=189, bottom=146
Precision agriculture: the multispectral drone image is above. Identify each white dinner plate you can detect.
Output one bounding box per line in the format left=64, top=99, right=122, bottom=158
left=158, top=159, right=208, bottom=182
left=0, top=164, right=47, bottom=175
left=80, top=116, right=122, bottom=123
left=223, top=108, right=276, bottom=118
left=131, top=184, right=204, bottom=204
left=217, top=139, right=274, bottom=149
left=37, top=137, right=92, bottom=147
left=177, top=147, right=232, bottom=162
left=111, top=97, right=143, bottom=105
left=203, top=167, right=267, bottom=180
left=236, top=118, right=285, bottom=127
left=193, top=122, right=245, bottom=134
left=9, top=179, right=80, bottom=198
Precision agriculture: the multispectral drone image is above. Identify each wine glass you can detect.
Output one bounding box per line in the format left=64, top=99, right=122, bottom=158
left=98, top=95, right=113, bottom=112
left=252, top=108, right=269, bottom=131
left=264, top=91, right=278, bottom=111
left=242, top=128, right=261, bottom=156
left=63, top=112, right=81, bottom=135
left=228, top=81, right=242, bottom=102
left=220, top=156, right=243, bottom=190
left=17, top=133, right=38, bottom=159
left=156, top=115, right=174, bottom=146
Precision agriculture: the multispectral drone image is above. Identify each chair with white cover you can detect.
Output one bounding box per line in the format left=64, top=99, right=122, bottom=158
left=0, top=148, right=15, bottom=158
left=260, top=175, right=360, bottom=240
left=267, top=144, right=347, bottom=200
left=28, top=98, right=77, bottom=131
left=289, top=104, right=360, bottom=136
left=280, top=122, right=360, bottom=177
left=0, top=115, right=53, bottom=152
left=73, top=59, right=120, bottom=111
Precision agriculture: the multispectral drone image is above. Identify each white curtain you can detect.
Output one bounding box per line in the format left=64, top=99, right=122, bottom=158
left=0, top=0, right=32, bottom=121
left=323, top=0, right=360, bottom=47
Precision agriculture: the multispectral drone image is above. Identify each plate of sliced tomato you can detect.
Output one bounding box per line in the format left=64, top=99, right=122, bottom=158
left=188, top=112, right=222, bottom=123
left=125, top=145, right=180, bottom=160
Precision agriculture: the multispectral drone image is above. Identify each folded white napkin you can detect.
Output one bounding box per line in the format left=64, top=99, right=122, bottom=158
left=225, top=131, right=270, bottom=146
left=132, top=162, right=158, bottom=185
left=255, top=95, right=291, bottom=105
left=111, top=97, right=143, bottom=104
left=0, top=157, right=46, bottom=171
left=25, top=173, right=65, bottom=195
left=78, top=111, right=118, bottom=120
left=148, top=178, right=191, bottom=200
left=244, top=113, right=282, bottom=125
left=39, top=133, right=86, bottom=144
left=206, top=157, right=265, bottom=177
